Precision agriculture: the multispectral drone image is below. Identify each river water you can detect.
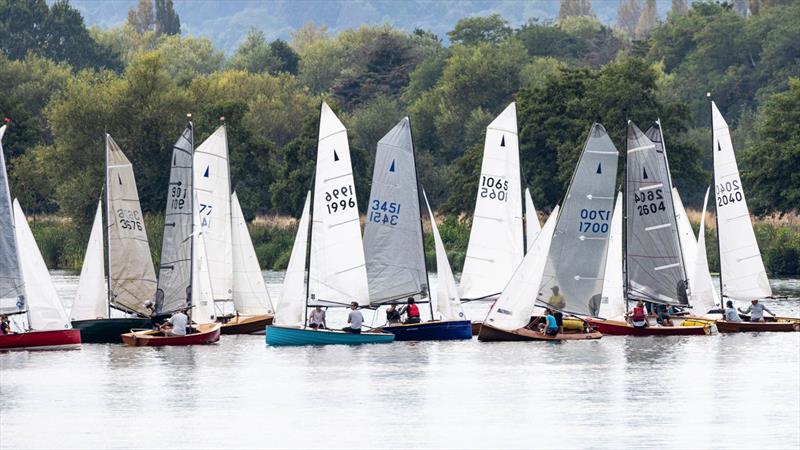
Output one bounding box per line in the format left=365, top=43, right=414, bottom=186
left=1, top=272, right=798, bottom=449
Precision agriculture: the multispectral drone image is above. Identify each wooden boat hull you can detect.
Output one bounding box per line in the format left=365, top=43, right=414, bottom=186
left=71, top=318, right=152, bottom=343
left=381, top=320, right=472, bottom=341
left=0, top=329, right=81, bottom=351
left=471, top=321, right=482, bottom=336
left=265, top=325, right=395, bottom=346
left=478, top=323, right=602, bottom=342
left=219, top=314, right=273, bottom=335
left=584, top=318, right=711, bottom=336
left=121, top=323, right=221, bottom=347
left=717, top=319, right=800, bottom=333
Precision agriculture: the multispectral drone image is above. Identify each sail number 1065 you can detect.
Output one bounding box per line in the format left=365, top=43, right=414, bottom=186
left=480, top=176, right=509, bottom=202
left=578, top=209, right=611, bottom=233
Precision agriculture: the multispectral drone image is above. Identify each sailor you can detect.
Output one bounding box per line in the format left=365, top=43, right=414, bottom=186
left=0, top=315, right=13, bottom=335
left=548, top=286, right=566, bottom=310
left=308, top=306, right=327, bottom=329
left=628, top=300, right=648, bottom=328
left=399, top=297, right=421, bottom=324
left=738, top=299, right=775, bottom=322
left=723, top=300, right=742, bottom=322
left=543, top=309, right=559, bottom=336
left=655, top=303, right=673, bottom=326
left=385, top=304, right=401, bottom=325
left=161, top=308, right=189, bottom=336
left=342, top=302, right=363, bottom=334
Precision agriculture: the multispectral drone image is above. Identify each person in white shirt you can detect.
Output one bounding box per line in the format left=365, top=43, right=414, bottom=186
left=161, top=308, right=189, bottom=336
left=723, top=300, right=742, bottom=322
left=738, top=299, right=774, bottom=322
left=342, top=302, right=363, bottom=334
left=308, top=306, right=327, bottom=329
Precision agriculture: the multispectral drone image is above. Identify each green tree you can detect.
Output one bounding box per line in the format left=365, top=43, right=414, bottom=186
left=618, top=0, right=642, bottom=36
left=154, top=0, right=180, bottom=36
left=269, top=108, right=320, bottom=215
left=446, top=14, right=511, bottom=45
left=228, top=28, right=279, bottom=74
left=269, top=39, right=300, bottom=75
left=154, top=35, right=223, bottom=85
left=559, top=0, right=595, bottom=19
left=635, top=0, right=658, bottom=38
left=127, top=0, right=155, bottom=34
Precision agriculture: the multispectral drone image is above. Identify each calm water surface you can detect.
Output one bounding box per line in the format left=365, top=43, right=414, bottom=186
left=1, top=272, right=799, bottom=449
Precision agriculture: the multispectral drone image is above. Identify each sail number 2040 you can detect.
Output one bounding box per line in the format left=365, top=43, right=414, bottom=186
left=579, top=209, right=611, bottom=233
left=716, top=180, right=743, bottom=207
left=325, top=184, right=356, bottom=214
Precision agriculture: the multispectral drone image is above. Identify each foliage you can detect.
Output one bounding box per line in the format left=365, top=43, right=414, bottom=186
left=447, top=14, right=511, bottom=45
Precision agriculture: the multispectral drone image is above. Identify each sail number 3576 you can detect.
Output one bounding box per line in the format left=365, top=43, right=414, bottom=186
left=480, top=176, right=509, bottom=202
left=325, top=185, right=356, bottom=214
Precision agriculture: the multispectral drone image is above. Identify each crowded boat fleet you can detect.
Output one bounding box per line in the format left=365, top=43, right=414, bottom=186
left=0, top=98, right=798, bottom=351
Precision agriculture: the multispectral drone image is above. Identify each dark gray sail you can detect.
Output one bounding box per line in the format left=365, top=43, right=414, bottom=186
left=538, top=124, right=618, bottom=316
left=625, top=121, right=687, bottom=305
left=363, top=117, right=428, bottom=305
left=0, top=125, right=25, bottom=314
left=156, top=124, right=194, bottom=314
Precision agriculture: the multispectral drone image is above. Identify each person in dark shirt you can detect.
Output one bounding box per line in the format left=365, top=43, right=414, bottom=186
left=399, top=297, right=421, bottom=324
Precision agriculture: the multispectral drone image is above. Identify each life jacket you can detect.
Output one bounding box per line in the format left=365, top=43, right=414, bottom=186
left=632, top=306, right=646, bottom=321
left=408, top=304, right=420, bottom=318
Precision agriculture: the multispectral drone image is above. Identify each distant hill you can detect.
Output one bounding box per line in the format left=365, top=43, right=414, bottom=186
left=62, top=0, right=675, bottom=53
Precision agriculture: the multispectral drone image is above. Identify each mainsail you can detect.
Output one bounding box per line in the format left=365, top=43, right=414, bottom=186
left=460, top=102, right=524, bottom=300
left=483, top=206, right=559, bottom=332
left=231, top=191, right=274, bottom=316
left=156, top=124, right=194, bottom=315
left=363, top=117, right=427, bottom=305
left=105, top=134, right=156, bottom=316
left=71, top=201, right=107, bottom=320
left=423, top=191, right=465, bottom=321
left=524, top=188, right=541, bottom=253
left=599, top=193, right=624, bottom=319
left=711, top=101, right=772, bottom=301
left=0, top=125, right=24, bottom=315
left=538, top=123, right=618, bottom=315
left=191, top=228, right=216, bottom=323
left=624, top=122, right=687, bottom=306
left=275, top=192, right=311, bottom=326
left=193, top=125, right=233, bottom=302
left=672, top=188, right=698, bottom=295
left=308, top=102, right=369, bottom=306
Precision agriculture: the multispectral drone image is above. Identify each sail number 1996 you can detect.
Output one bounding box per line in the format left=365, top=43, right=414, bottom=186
left=325, top=184, right=356, bottom=214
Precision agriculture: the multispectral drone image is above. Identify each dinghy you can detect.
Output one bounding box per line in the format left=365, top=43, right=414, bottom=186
left=363, top=118, right=470, bottom=341
left=70, top=134, right=155, bottom=342
left=266, top=103, right=394, bottom=346
left=0, top=126, right=80, bottom=350
left=585, top=121, right=711, bottom=335
left=707, top=101, right=798, bottom=332
left=121, top=322, right=221, bottom=346
left=479, top=123, right=619, bottom=341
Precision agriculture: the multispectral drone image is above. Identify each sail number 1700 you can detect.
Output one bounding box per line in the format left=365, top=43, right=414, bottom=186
left=578, top=209, right=611, bottom=233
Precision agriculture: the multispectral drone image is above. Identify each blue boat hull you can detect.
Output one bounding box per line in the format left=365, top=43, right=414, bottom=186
left=382, top=320, right=472, bottom=341
left=265, top=326, right=395, bottom=346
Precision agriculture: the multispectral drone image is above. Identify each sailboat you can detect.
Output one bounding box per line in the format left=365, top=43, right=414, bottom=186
left=121, top=124, right=221, bottom=346
left=70, top=134, right=156, bottom=342
left=265, top=102, right=394, bottom=346
left=363, top=118, right=471, bottom=341
left=585, top=121, right=711, bottom=335
left=708, top=101, right=799, bottom=333
left=0, top=125, right=81, bottom=350
left=479, top=123, right=618, bottom=341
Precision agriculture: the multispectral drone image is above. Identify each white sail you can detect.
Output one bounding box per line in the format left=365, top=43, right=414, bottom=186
left=193, top=126, right=233, bottom=302
left=524, top=188, right=541, bottom=253
left=693, top=188, right=720, bottom=314
left=71, top=201, right=107, bottom=320
left=672, top=188, right=698, bottom=297
left=13, top=200, right=71, bottom=330
left=460, top=102, right=524, bottom=300
left=275, top=193, right=311, bottom=327
left=711, top=102, right=772, bottom=301
left=598, top=193, right=624, bottom=319
left=483, top=205, right=559, bottom=332
left=0, top=125, right=25, bottom=315
left=308, top=102, right=369, bottom=307
left=423, top=191, right=465, bottom=321
left=231, top=192, right=273, bottom=316
left=191, top=229, right=215, bottom=324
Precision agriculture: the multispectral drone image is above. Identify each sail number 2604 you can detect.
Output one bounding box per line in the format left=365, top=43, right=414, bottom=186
left=579, top=209, right=611, bottom=233
left=634, top=188, right=666, bottom=216
left=325, top=184, right=356, bottom=214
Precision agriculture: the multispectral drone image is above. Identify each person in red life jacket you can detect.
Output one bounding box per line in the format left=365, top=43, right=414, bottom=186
left=626, top=300, right=649, bottom=328
left=399, top=297, right=421, bottom=324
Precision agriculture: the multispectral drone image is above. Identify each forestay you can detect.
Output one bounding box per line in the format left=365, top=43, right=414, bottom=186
left=624, top=122, right=687, bottom=306
left=106, top=135, right=156, bottom=316
left=693, top=188, right=719, bottom=313
left=72, top=201, right=107, bottom=321
left=0, top=125, right=24, bottom=315
left=308, top=102, right=369, bottom=307
left=539, top=124, right=618, bottom=316
left=363, top=117, right=427, bottom=305
left=599, top=193, right=624, bottom=319
left=461, top=103, right=524, bottom=300
left=483, top=206, right=559, bottom=331
left=231, top=191, right=274, bottom=316
left=423, top=191, right=465, bottom=321
left=193, top=126, right=233, bottom=302
left=13, top=200, right=71, bottom=330
left=711, top=102, right=772, bottom=301
left=525, top=188, right=541, bottom=253
left=275, top=193, right=311, bottom=326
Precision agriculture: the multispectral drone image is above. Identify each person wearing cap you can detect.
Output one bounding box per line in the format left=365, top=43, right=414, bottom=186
left=548, top=286, right=566, bottom=310
left=342, top=302, right=363, bottom=333
left=161, top=308, right=189, bottom=336
left=723, top=300, right=742, bottom=322
left=738, top=299, right=774, bottom=322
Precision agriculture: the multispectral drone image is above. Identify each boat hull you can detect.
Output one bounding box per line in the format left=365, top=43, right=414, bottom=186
left=478, top=323, right=602, bottom=342
left=471, top=321, right=482, bottom=336
left=71, top=318, right=152, bottom=343
left=0, top=329, right=81, bottom=351
left=717, top=319, right=800, bottom=333
left=265, top=325, right=395, bottom=346
left=219, top=314, right=273, bottom=335
left=585, top=318, right=711, bottom=336
left=381, top=320, right=472, bottom=341
left=121, top=323, right=221, bottom=346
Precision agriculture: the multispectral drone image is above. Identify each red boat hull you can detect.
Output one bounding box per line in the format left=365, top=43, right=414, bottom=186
left=0, top=329, right=82, bottom=351
left=121, top=323, right=221, bottom=346
left=585, top=318, right=710, bottom=336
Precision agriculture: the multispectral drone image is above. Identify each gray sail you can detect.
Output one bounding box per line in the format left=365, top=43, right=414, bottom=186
left=538, top=123, right=618, bottom=316
left=156, top=124, right=193, bottom=315
left=0, top=125, right=25, bottom=314
left=363, top=117, right=428, bottom=305
left=625, top=121, right=687, bottom=305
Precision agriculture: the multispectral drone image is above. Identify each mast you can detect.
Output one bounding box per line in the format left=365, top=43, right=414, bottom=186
left=408, top=118, right=434, bottom=320
left=187, top=116, right=194, bottom=319
left=303, top=107, right=321, bottom=327
left=622, top=121, right=630, bottom=313
left=709, top=94, right=724, bottom=303
left=103, top=132, right=112, bottom=318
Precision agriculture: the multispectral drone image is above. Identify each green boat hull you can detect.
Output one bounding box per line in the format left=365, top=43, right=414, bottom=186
left=71, top=318, right=152, bottom=343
